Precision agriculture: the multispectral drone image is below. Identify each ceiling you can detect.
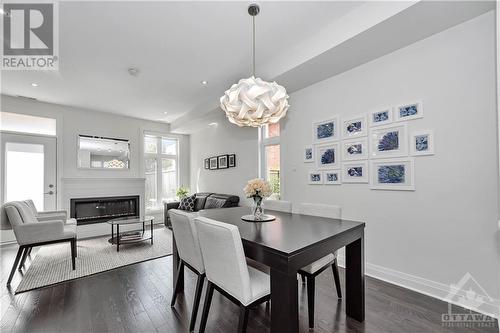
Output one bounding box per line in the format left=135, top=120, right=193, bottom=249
left=1, top=1, right=365, bottom=123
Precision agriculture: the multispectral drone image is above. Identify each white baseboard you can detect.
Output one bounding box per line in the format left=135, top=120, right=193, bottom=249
left=337, top=255, right=500, bottom=320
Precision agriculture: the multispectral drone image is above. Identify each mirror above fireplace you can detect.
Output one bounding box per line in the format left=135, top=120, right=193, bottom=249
left=77, top=135, right=130, bottom=169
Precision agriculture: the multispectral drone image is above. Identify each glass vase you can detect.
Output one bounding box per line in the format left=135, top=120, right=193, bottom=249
left=253, top=196, right=264, bottom=220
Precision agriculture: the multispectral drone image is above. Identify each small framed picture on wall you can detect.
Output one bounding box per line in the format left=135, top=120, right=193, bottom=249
left=204, top=158, right=210, bottom=169
left=304, top=145, right=314, bottom=163
left=218, top=155, right=228, bottom=169
left=209, top=157, right=218, bottom=170
left=228, top=154, right=236, bottom=167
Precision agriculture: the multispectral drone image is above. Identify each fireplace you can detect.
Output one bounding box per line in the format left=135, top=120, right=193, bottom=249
left=70, top=195, right=139, bottom=225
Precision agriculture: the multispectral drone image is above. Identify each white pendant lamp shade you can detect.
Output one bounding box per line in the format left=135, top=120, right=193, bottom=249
left=220, top=4, right=290, bottom=127
left=220, top=76, right=289, bottom=127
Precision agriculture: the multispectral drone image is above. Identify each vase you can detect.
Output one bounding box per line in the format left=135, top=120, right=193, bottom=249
left=252, top=196, right=264, bottom=220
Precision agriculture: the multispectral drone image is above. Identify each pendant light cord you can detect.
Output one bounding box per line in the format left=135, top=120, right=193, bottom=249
left=252, top=15, right=256, bottom=77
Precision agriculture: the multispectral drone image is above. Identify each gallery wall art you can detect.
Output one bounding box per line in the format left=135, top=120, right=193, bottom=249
left=205, top=154, right=236, bottom=171
left=370, top=158, right=415, bottom=190
left=312, top=117, right=339, bottom=143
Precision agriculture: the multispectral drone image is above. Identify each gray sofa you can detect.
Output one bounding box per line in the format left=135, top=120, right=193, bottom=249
left=164, top=192, right=239, bottom=228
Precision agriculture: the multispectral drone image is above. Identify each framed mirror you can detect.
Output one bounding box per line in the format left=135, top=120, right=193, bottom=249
left=77, top=135, right=130, bottom=169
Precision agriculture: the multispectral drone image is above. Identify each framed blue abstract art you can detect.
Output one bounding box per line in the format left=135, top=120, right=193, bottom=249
left=316, top=142, right=339, bottom=169
left=323, top=170, right=341, bottom=185
left=341, top=137, right=368, bottom=161
left=370, top=158, right=415, bottom=190
left=342, top=114, right=367, bottom=138
left=368, top=107, right=393, bottom=127
left=410, top=130, right=434, bottom=156
left=342, top=161, right=369, bottom=183
left=308, top=171, right=323, bottom=185
left=369, top=123, right=408, bottom=159
left=395, top=101, right=423, bottom=122
left=312, top=117, right=339, bottom=143
left=304, top=145, right=314, bottom=163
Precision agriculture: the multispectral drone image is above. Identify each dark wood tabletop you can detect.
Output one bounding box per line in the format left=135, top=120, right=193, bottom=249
left=172, top=206, right=365, bottom=333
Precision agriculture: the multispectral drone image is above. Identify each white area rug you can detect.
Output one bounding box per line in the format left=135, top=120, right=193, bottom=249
left=15, top=228, right=172, bottom=293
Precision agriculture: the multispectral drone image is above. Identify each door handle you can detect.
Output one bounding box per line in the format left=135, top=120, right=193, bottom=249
left=44, top=191, right=54, bottom=195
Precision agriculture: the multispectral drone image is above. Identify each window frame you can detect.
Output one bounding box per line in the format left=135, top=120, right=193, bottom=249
left=143, top=132, right=179, bottom=211
left=259, top=123, right=282, bottom=199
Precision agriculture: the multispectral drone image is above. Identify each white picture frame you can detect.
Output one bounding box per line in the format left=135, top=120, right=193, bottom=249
left=341, top=114, right=367, bottom=138
left=342, top=161, right=369, bottom=183
left=410, top=130, right=434, bottom=156
left=316, top=142, right=340, bottom=170
left=369, top=123, right=408, bottom=159
left=368, top=107, right=393, bottom=127
left=312, top=117, right=340, bottom=143
left=341, top=137, right=368, bottom=161
left=370, top=158, right=415, bottom=191
left=323, top=170, right=341, bottom=185
left=304, top=145, right=314, bottom=163
left=308, top=171, right=323, bottom=185
left=395, top=101, right=423, bottom=122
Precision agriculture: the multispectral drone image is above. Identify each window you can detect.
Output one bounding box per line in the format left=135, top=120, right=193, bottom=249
left=144, top=134, right=178, bottom=210
left=260, top=123, right=281, bottom=199
left=0, top=112, right=56, bottom=136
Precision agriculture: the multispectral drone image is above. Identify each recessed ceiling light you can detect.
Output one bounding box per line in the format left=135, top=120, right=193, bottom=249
left=31, top=83, right=38, bottom=87
left=208, top=122, right=218, bottom=126
left=201, top=80, right=208, bottom=85
left=128, top=67, right=139, bottom=77
left=163, top=112, right=168, bottom=115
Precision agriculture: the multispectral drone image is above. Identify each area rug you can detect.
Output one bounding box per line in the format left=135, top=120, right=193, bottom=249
left=15, top=228, right=172, bottom=293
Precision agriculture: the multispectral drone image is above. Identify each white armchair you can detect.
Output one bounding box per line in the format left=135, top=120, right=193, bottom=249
left=1, top=201, right=77, bottom=286
left=23, top=199, right=77, bottom=225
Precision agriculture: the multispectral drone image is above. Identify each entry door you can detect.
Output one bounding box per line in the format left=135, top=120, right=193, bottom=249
left=0, top=132, right=57, bottom=211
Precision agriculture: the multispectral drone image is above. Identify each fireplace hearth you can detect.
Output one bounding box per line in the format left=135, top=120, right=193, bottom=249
left=70, top=196, right=139, bottom=225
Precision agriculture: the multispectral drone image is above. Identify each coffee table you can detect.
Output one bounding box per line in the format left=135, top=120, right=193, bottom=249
left=107, top=216, right=155, bottom=252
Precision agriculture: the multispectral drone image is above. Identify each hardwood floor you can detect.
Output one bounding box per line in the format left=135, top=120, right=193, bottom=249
left=0, top=244, right=497, bottom=333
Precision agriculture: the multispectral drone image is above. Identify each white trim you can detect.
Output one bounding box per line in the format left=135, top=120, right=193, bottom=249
left=335, top=257, right=500, bottom=319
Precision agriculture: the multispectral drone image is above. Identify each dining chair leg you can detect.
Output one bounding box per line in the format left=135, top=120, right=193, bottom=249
left=189, top=273, right=205, bottom=332
left=18, top=247, right=29, bottom=271
left=7, top=246, right=24, bottom=286
left=171, top=260, right=185, bottom=306
left=27, top=247, right=33, bottom=258
left=70, top=239, right=76, bottom=270
left=237, top=305, right=249, bottom=333
left=332, top=259, right=342, bottom=298
left=306, top=275, right=315, bottom=329
left=198, top=281, right=214, bottom=333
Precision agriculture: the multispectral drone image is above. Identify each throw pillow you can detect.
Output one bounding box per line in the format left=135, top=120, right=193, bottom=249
left=178, top=194, right=196, bottom=212
left=204, top=197, right=226, bottom=209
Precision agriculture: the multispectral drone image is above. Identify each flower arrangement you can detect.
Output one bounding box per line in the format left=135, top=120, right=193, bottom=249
left=244, top=178, right=272, bottom=198
left=244, top=178, right=272, bottom=220
left=176, top=186, right=190, bottom=200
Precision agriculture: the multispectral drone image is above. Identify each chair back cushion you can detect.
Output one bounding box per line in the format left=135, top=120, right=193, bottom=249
left=0, top=204, right=12, bottom=230
left=169, top=209, right=205, bottom=274
left=298, top=203, right=341, bottom=219
left=263, top=199, right=292, bottom=213
left=195, top=217, right=252, bottom=304
left=23, top=200, right=38, bottom=214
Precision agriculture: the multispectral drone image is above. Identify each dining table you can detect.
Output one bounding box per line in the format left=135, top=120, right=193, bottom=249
left=171, top=206, right=365, bottom=333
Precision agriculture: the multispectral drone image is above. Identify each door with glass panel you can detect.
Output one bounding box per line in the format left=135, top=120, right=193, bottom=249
left=0, top=132, right=57, bottom=211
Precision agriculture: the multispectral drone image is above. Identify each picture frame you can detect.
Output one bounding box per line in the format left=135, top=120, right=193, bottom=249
left=204, top=158, right=210, bottom=170
left=228, top=154, right=236, bottom=167
left=410, top=130, right=434, bottom=156
left=341, top=137, right=368, bottom=161
left=323, top=170, right=341, bottom=185
left=395, top=101, right=423, bottom=122
left=315, top=142, right=340, bottom=170
left=217, top=155, right=228, bottom=169
left=304, top=145, right=314, bottom=163
left=312, top=117, right=339, bottom=143
left=209, top=157, right=218, bottom=170
left=341, top=114, right=367, bottom=138
left=370, top=158, right=415, bottom=191
left=368, top=107, right=393, bottom=127
left=369, top=123, right=408, bottom=159
left=342, top=161, right=369, bottom=183
left=308, top=171, right=323, bottom=185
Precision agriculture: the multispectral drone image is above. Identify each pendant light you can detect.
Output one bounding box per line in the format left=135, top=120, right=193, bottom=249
left=220, top=3, right=290, bottom=127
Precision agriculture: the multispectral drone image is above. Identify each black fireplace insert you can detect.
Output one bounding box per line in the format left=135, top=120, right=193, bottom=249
left=70, top=195, right=139, bottom=225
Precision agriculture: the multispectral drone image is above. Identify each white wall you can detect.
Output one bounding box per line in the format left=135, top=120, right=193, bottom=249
left=190, top=112, right=258, bottom=205
left=281, top=11, right=499, bottom=304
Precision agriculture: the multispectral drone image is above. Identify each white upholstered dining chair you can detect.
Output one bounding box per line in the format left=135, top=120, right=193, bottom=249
left=195, top=217, right=270, bottom=333
left=169, top=209, right=206, bottom=332
left=262, top=199, right=292, bottom=213
left=297, top=202, right=342, bottom=329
